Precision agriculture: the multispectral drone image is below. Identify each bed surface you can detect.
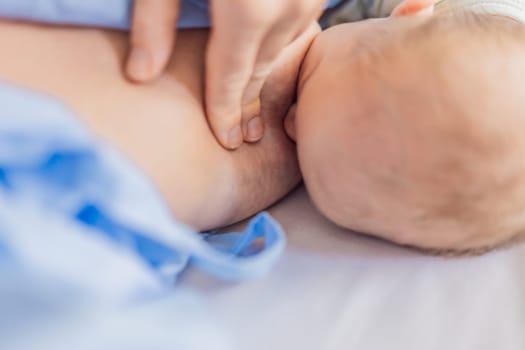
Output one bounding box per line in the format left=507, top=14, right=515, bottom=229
left=181, top=186, right=525, bottom=350
left=4, top=184, right=524, bottom=349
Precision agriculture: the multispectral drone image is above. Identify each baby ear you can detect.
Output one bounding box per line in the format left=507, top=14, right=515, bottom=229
left=391, top=0, right=439, bottom=17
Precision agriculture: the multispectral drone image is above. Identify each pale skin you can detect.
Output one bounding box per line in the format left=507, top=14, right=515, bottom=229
left=292, top=0, right=525, bottom=252
left=0, top=20, right=319, bottom=231
left=1, top=0, right=522, bottom=253
left=126, top=0, right=327, bottom=150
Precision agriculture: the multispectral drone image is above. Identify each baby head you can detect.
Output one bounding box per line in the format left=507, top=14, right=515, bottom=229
left=291, top=0, right=525, bottom=254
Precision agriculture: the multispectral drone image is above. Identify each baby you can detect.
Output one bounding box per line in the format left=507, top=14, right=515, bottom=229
left=2, top=0, right=523, bottom=256
left=289, top=0, right=525, bottom=254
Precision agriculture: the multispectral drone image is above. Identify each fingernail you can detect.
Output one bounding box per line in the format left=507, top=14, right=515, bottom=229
left=226, top=125, right=243, bottom=149
left=245, top=117, right=263, bottom=142
left=127, top=48, right=152, bottom=82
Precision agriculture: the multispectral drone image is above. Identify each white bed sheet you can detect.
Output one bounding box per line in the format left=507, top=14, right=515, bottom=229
left=181, top=186, right=525, bottom=350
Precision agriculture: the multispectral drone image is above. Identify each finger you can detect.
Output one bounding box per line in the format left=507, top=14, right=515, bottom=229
left=206, top=10, right=267, bottom=149
left=242, top=22, right=296, bottom=106
left=126, top=0, right=180, bottom=83
left=239, top=23, right=298, bottom=143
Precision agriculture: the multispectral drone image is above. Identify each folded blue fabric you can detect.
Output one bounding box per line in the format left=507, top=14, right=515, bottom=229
left=0, top=83, right=286, bottom=300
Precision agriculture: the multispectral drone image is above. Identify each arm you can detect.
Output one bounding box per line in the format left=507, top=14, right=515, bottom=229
left=0, top=21, right=311, bottom=230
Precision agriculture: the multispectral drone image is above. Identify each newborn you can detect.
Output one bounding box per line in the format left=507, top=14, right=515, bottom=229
left=289, top=0, right=525, bottom=254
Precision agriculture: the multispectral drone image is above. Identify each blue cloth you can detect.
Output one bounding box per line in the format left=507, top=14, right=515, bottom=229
left=0, top=83, right=285, bottom=349
left=0, top=0, right=344, bottom=29
left=0, top=0, right=208, bottom=29
left=0, top=83, right=286, bottom=300
left=0, top=82, right=271, bottom=348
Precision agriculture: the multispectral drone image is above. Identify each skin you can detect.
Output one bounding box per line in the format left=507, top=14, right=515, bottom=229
left=293, top=5, right=525, bottom=251
left=3, top=0, right=521, bottom=253
left=0, top=20, right=318, bottom=231
left=126, top=0, right=327, bottom=149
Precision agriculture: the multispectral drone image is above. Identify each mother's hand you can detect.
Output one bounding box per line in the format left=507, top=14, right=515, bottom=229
left=126, top=0, right=327, bottom=149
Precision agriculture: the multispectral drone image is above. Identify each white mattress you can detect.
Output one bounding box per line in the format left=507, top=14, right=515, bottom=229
left=181, top=186, right=525, bottom=350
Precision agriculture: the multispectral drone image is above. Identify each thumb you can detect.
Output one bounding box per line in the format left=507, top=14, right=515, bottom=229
left=205, top=9, right=266, bottom=149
